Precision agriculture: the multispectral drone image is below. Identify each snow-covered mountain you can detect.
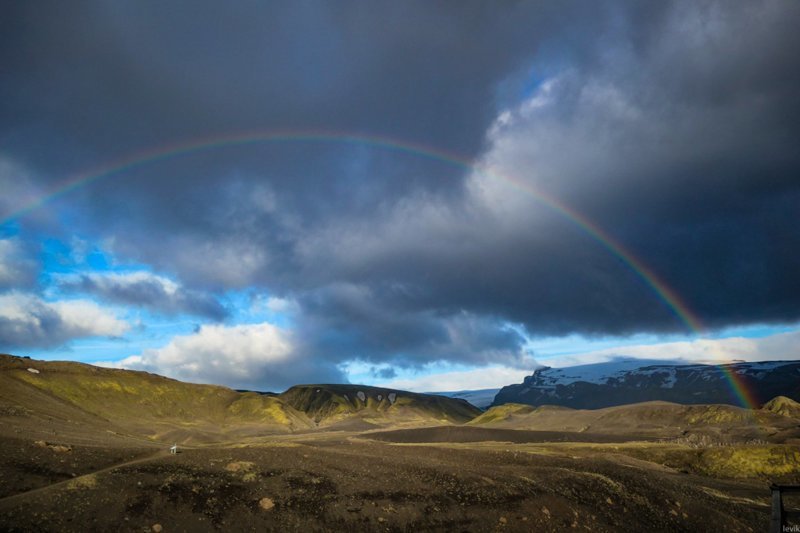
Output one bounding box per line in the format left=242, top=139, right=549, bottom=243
left=492, top=359, right=800, bottom=409
left=429, top=388, right=501, bottom=409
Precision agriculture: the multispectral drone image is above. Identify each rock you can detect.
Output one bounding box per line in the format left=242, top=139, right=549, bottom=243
left=357, top=391, right=366, bottom=402
left=33, top=440, right=71, bottom=453
left=225, top=461, right=255, bottom=473
left=151, top=524, right=162, bottom=532
left=259, top=497, right=275, bottom=511
left=499, top=516, right=507, bottom=524
left=0, top=405, right=29, bottom=416
left=67, top=474, right=98, bottom=490
left=26, top=368, right=40, bottom=374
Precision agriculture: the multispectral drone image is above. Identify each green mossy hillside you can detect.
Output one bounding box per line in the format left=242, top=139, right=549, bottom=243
left=467, top=403, right=536, bottom=425
left=280, top=384, right=481, bottom=426
left=1, top=354, right=313, bottom=438
left=0, top=355, right=481, bottom=441
left=761, top=396, right=800, bottom=418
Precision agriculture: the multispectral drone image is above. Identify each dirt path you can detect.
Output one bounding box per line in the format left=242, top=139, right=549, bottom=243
left=0, top=448, right=171, bottom=510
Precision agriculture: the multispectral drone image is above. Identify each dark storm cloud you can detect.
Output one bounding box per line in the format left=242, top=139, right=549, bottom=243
left=282, top=0, right=800, bottom=338
left=0, top=1, right=597, bottom=175
left=2, top=1, right=800, bottom=374
left=372, top=367, right=397, bottom=380
left=0, top=0, right=601, bottom=284
left=0, top=238, right=38, bottom=291
left=57, top=272, right=228, bottom=320
left=293, top=283, right=529, bottom=367
left=471, top=0, right=800, bottom=333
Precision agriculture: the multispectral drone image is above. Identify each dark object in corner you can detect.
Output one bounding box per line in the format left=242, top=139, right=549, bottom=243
left=770, top=484, right=800, bottom=533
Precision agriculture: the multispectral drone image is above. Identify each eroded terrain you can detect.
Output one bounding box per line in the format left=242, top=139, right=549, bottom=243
left=1, top=354, right=798, bottom=532
left=2, top=429, right=796, bottom=532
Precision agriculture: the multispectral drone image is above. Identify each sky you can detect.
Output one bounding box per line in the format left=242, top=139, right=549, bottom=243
left=1, top=1, right=799, bottom=392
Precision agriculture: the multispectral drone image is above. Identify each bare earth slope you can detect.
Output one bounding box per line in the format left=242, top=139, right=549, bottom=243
left=762, top=396, right=800, bottom=418
left=1, top=354, right=798, bottom=532
left=0, top=354, right=314, bottom=444
left=0, top=355, right=480, bottom=443
left=1, top=430, right=792, bottom=532
left=281, top=384, right=481, bottom=428
left=470, top=400, right=800, bottom=444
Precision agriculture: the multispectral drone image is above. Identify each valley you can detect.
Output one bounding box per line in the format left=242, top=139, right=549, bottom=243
left=1, top=354, right=798, bottom=532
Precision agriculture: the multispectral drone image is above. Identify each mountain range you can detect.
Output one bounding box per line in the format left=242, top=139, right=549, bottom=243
left=4, top=353, right=799, bottom=447
left=492, top=359, right=800, bottom=409
left=0, top=354, right=479, bottom=445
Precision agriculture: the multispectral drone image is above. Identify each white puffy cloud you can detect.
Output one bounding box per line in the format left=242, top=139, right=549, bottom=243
left=542, top=329, right=800, bottom=368
left=249, top=294, right=300, bottom=315
left=48, top=300, right=129, bottom=336
left=264, top=296, right=299, bottom=314
left=384, top=365, right=533, bottom=393
left=0, top=292, right=129, bottom=349
left=110, top=321, right=343, bottom=391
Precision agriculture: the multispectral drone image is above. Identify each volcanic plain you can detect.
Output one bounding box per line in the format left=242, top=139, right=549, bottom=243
left=1, top=354, right=798, bottom=532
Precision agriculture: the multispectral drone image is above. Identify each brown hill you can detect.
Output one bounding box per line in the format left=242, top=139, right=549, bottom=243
left=0, top=354, right=313, bottom=444
left=470, top=399, right=800, bottom=444
left=0, top=354, right=480, bottom=445
left=281, top=384, right=481, bottom=428
left=0, top=358, right=796, bottom=533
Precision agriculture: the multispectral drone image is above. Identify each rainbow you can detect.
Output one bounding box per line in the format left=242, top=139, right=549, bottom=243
left=0, top=130, right=760, bottom=408
left=719, top=362, right=760, bottom=409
